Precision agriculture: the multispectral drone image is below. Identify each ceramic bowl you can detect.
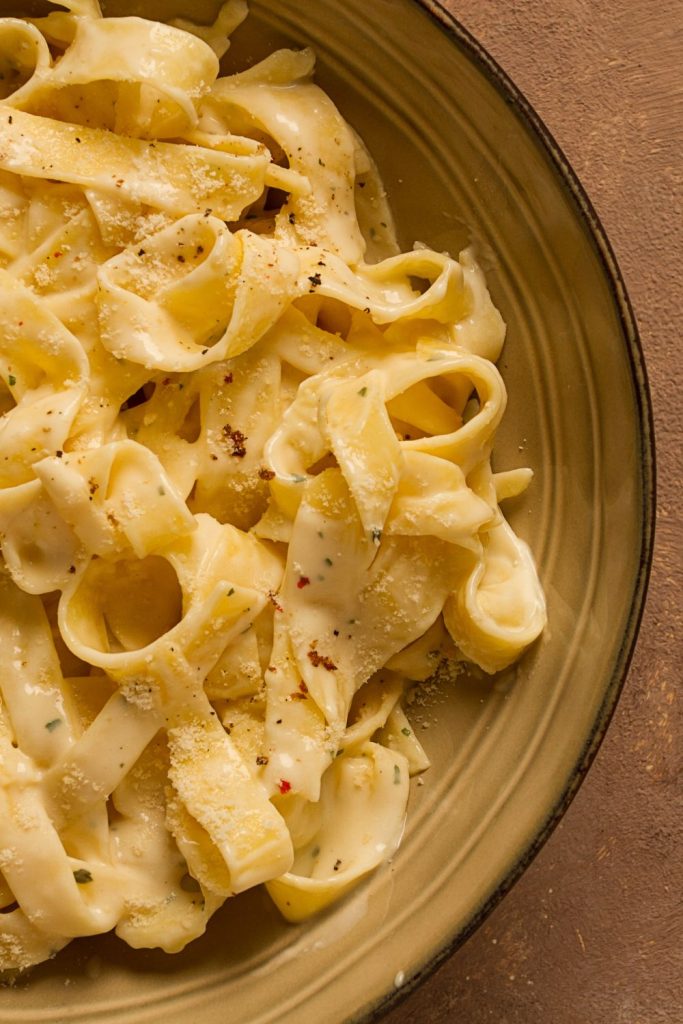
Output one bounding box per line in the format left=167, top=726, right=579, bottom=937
left=0, top=1, right=653, bottom=1022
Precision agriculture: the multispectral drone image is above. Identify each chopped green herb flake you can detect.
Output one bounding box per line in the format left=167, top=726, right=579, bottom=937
left=324, top=557, right=333, bottom=566
left=73, top=869, right=93, bottom=884
left=358, top=386, right=367, bottom=397
left=157, top=485, right=165, bottom=496
left=401, top=727, right=411, bottom=737
left=45, top=718, right=62, bottom=732
left=7, top=375, right=16, bottom=386
left=227, top=587, right=235, bottom=596
left=371, top=527, right=382, bottom=543
left=393, top=764, right=401, bottom=785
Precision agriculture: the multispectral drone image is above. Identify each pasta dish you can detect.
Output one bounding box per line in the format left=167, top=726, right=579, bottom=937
left=0, top=0, right=546, bottom=969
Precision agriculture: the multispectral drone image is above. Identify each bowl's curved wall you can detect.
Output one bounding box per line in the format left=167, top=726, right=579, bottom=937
left=0, top=2, right=652, bottom=1023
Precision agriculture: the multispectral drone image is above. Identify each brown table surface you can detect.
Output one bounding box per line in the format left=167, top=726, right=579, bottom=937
left=385, top=2, right=682, bottom=1022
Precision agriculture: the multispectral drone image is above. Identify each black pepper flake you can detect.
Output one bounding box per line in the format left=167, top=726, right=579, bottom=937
left=137, top=248, right=146, bottom=256
left=333, top=859, right=342, bottom=871
left=259, top=467, right=275, bottom=480
left=255, top=755, right=269, bottom=766
left=307, top=272, right=322, bottom=288
left=177, top=254, right=186, bottom=263
left=288, top=212, right=296, bottom=224
left=68, top=565, right=76, bottom=574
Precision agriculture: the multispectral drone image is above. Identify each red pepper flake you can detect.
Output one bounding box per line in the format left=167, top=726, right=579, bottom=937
left=223, top=372, right=233, bottom=384
left=299, top=680, right=308, bottom=694
left=258, top=467, right=275, bottom=481
left=222, top=424, right=247, bottom=458
left=307, top=647, right=338, bottom=671
left=53, top=251, right=63, bottom=259
left=297, top=576, right=310, bottom=589
left=278, top=779, right=291, bottom=795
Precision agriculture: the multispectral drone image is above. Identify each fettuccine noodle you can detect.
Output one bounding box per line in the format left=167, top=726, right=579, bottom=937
left=0, top=0, right=546, bottom=969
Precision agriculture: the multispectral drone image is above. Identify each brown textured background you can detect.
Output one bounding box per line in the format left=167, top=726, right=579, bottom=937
left=386, top=1, right=682, bottom=1023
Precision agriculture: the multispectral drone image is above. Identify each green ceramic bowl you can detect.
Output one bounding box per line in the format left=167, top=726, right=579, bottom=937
left=0, top=2, right=653, bottom=1022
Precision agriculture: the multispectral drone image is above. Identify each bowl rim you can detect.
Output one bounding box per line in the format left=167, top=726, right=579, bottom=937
left=361, top=2, right=656, bottom=1021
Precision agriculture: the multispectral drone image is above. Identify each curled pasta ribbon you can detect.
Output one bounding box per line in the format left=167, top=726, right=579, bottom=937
left=208, top=48, right=368, bottom=263
left=263, top=470, right=461, bottom=800
left=299, top=246, right=470, bottom=325
left=0, top=109, right=270, bottom=220
left=13, top=16, right=219, bottom=139
left=56, top=515, right=292, bottom=894
left=0, top=442, right=195, bottom=593
left=265, top=347, right=506, bottom=533
left=444, top=518, right=547, bottom=673
left=98, top=217, right=299, bottom=370
left=172, top=0, right=248, bottom=60
left=27, top=1, right=103, bottom=49
left=35, top=440, right=197, bottom=559
left=266, top=743, right=409, bottom=922
left=0, top=19, right=51, bottom=107
left=386, top=450, right=494, bottom=550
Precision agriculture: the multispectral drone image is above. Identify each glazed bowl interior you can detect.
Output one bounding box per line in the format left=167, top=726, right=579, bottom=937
left=1, top=1, right=652, bottom=1023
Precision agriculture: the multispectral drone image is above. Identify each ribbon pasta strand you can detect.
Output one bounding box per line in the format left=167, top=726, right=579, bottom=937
left=0, top=1, right=546, bottom=971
